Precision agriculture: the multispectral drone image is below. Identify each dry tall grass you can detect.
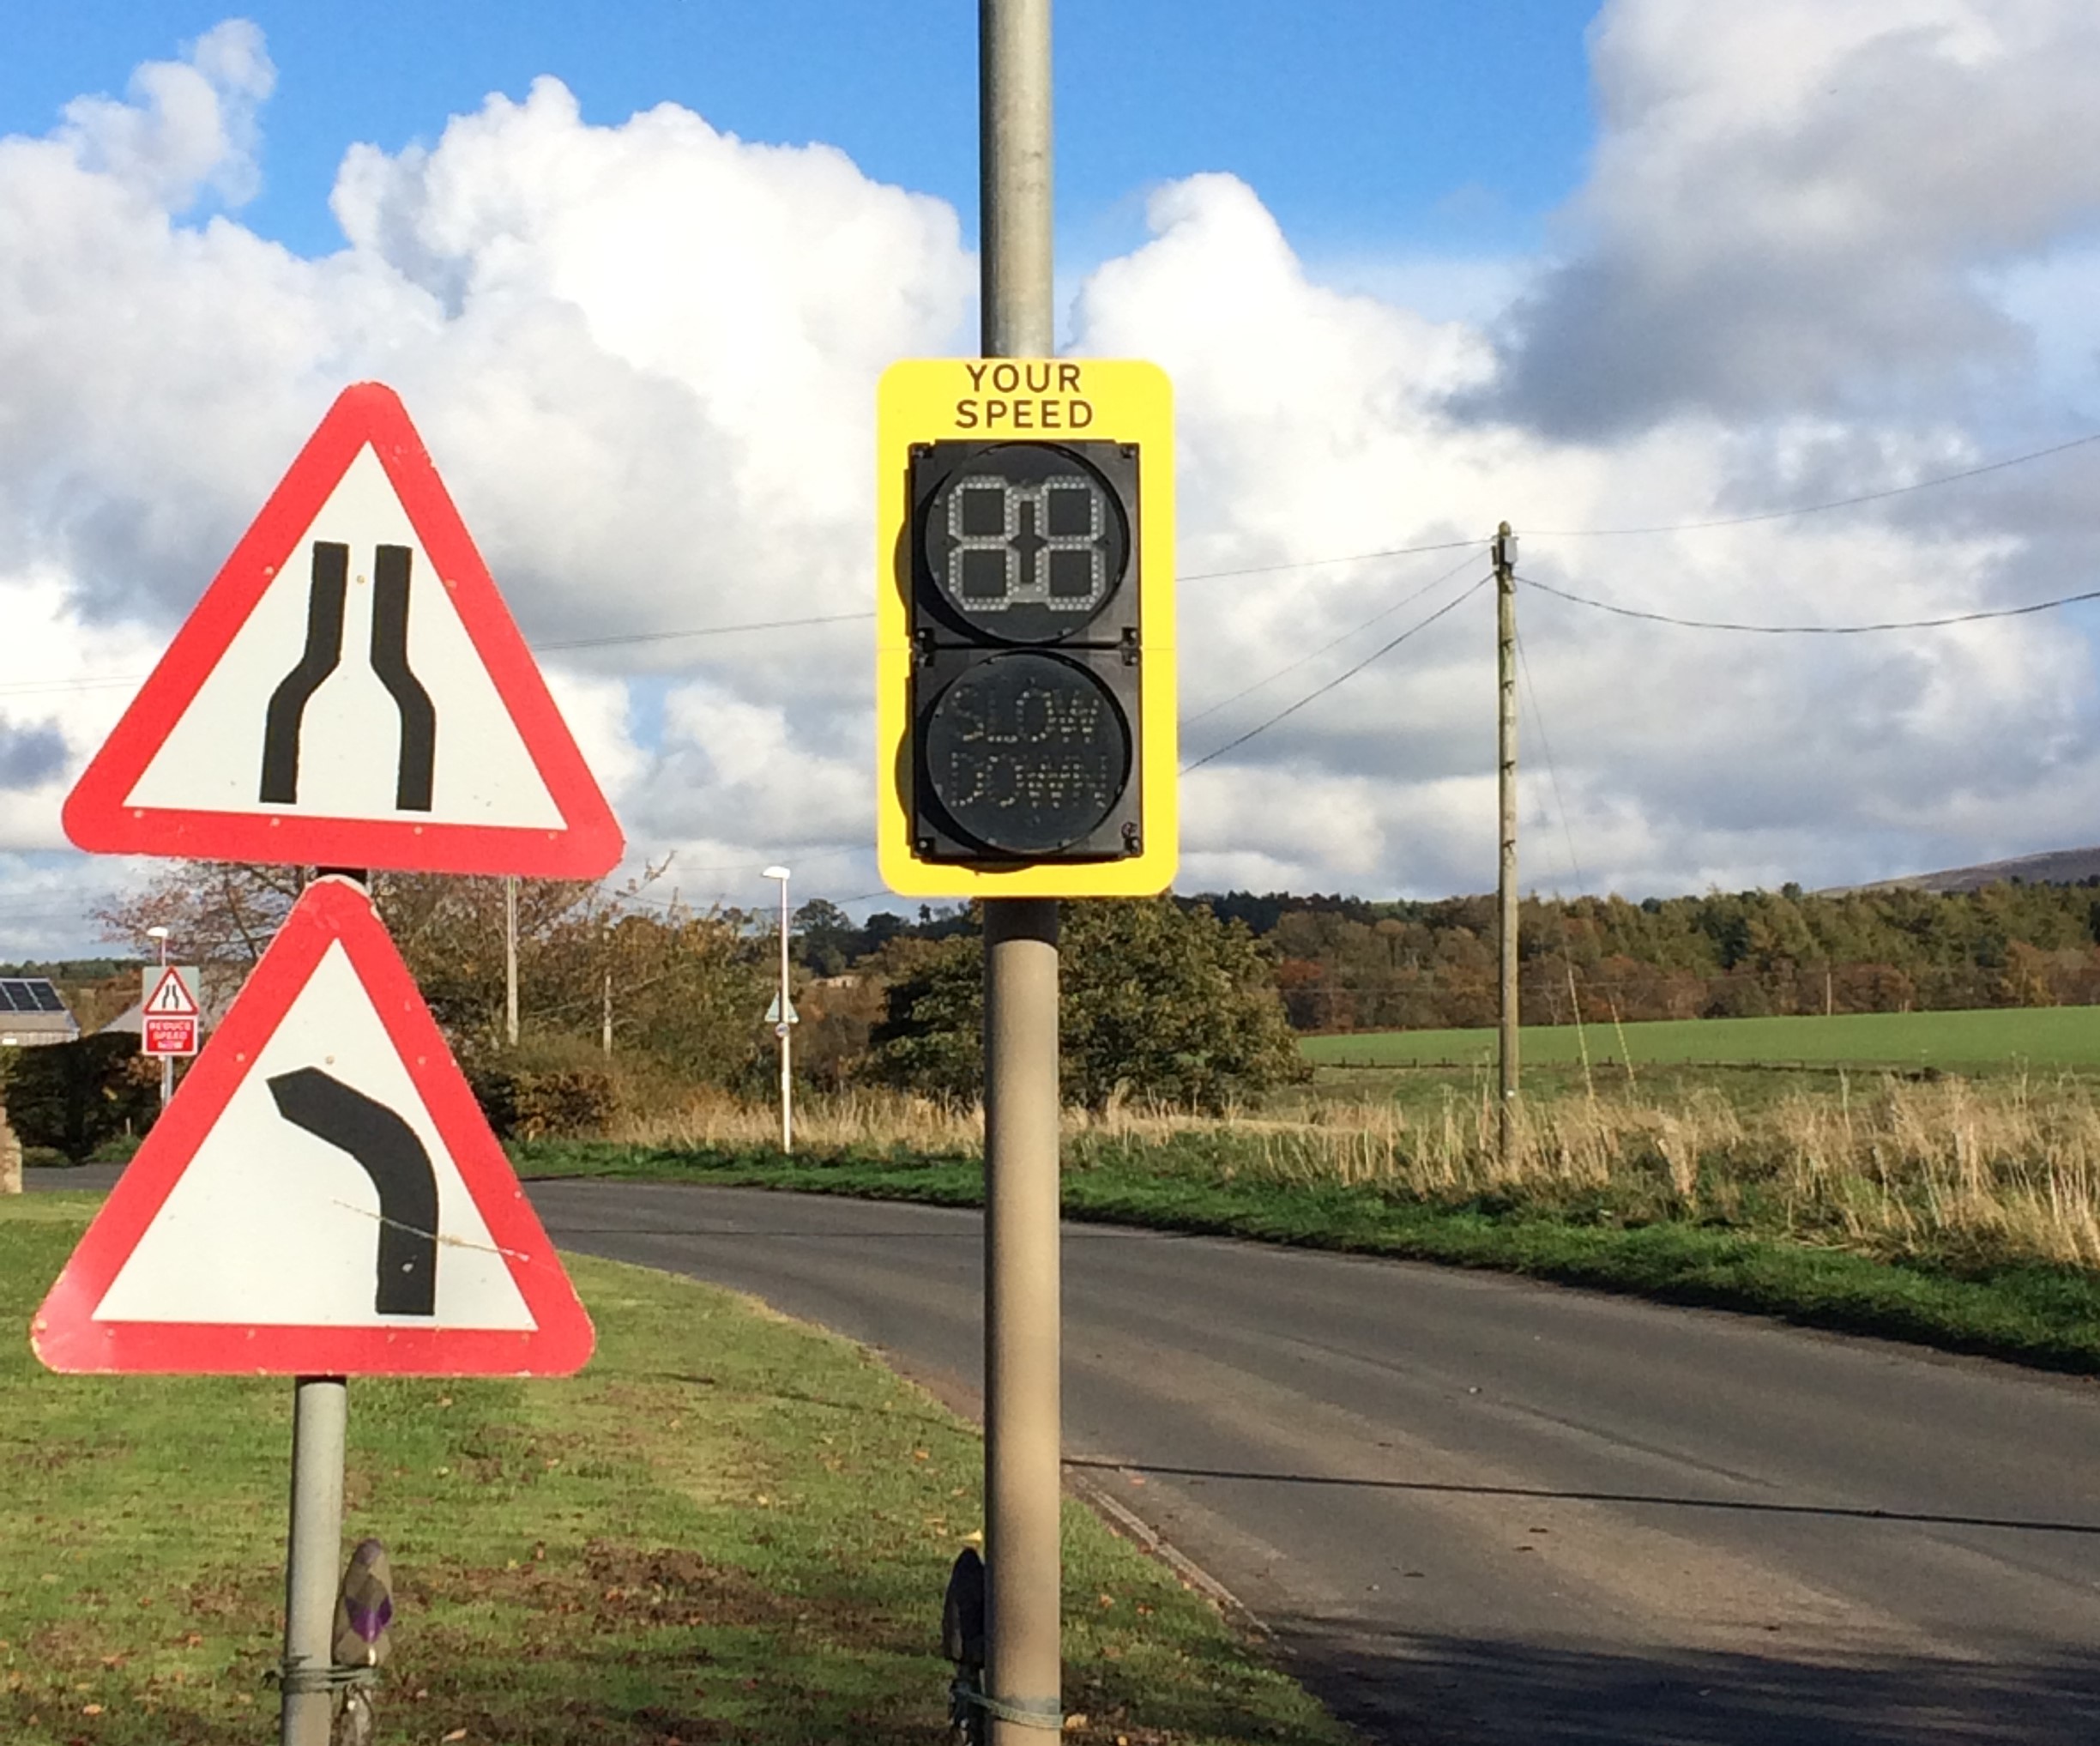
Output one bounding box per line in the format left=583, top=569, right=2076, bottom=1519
left=1208, top=1077, right=2100, bottom=1268
left=613, top=1076, right=2100, bottom=1271
left=620, top=1088, right=984, bottom=1152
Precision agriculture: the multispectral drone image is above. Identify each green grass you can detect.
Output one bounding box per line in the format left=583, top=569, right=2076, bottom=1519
left=1, top=1195, right=1345, bottom=1746
left=514, top=1137, right=2100, bottom=1376
left=1303, top=1004, right=2100, bottom=1071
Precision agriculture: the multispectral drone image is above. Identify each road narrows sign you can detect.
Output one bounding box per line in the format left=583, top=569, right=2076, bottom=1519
left=32, top=877, right=595, bottom=1375
left=61, top=382, right=623, bottom=879
left=143, top=966, right=201, bottom=1017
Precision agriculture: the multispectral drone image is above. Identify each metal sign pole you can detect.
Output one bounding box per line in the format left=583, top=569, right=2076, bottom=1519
left=277, top=865, right=365, bottom=1746
left=279, top=1374, right=347, bottom=1746
left=980, top=3, right=1063, bottom=1739
left=763, top=865, right=794, bottom=1154
left=151, top=929, right=174, bottom=1110
left=780, top=871, right=794, bottom=1155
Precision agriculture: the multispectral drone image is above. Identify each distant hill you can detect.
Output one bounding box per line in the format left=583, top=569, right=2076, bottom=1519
left=1844, top=846, right=2100, bottom=895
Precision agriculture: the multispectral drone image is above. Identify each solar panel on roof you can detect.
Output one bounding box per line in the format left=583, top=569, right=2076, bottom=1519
left=0, top=978, right=66, bottom=1014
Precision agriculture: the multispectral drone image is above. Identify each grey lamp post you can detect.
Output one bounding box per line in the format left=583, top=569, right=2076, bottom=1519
left=763, top=866, right=792, bottom=1154
left=145, top=925, right=172, bottom=1109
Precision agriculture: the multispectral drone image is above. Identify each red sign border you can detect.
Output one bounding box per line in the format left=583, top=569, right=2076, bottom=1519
left=32, top=878, right=595, bottom=1376
left=61, top=383, right=623, bottom=879
left=142, top=964, right=201, bottom=1018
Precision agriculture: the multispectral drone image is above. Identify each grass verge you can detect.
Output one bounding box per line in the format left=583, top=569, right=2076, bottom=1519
left=1, top=1194, right=1345, bottom=1746
left=513, top=1138, right=2100, bottom=1376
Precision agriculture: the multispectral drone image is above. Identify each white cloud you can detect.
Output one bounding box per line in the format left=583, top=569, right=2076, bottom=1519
left=1481, top=0, right=2100, bottom=432
left=0, top=38, right=970, bottom=945
left=4, top=6, right=2100, bottom=958
left=57, top=19, right=274, bottom=213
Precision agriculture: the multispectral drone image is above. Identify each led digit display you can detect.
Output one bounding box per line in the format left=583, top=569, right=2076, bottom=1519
left=920, top=444, right=1130, bottom=643
left=921, top=651, right=1132, bottom=855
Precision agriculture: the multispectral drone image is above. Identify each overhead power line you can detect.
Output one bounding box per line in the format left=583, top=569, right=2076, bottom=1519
left=1180, top=536, right=1487, bottom=583
left=1519, top=572, right=2100, bottom=635
left=1183, top=573, right=1493, bottom=773
left=1182, top=549, right=1486, bottom=728
left=1513, top=625, right=1594, bottom=906
left=0, top=608, right=878, bottom=700
left=1530, top=431, right=2100, bottom=539
left=541, top=611, right=870, bottom=651
left=0, top=541, right=1495, bottom=700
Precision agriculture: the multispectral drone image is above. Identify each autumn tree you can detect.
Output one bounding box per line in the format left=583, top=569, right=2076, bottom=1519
left=868, top=898, right=1306, bottom=1111
left=95, top=862, right=769, bottom=1089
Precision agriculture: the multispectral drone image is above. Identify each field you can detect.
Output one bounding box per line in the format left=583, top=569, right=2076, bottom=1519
left=1301, top=1004, right=2100, bottom=1072
left=0, top=1195, right=1342, bottom=1746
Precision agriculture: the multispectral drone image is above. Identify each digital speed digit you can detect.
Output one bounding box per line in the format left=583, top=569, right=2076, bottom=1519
left=920, top=443, right=1131, bottom=644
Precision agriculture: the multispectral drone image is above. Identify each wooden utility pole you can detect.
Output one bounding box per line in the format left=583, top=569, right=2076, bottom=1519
left=1495, top=523, right=1519, bottom=1169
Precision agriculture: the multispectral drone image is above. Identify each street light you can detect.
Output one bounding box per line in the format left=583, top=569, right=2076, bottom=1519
left=144, top=927, right=172, bottom=1110
left=762, top=867, right=792, bottom=1155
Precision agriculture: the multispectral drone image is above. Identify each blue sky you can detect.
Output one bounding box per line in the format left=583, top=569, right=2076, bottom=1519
left=2, top=2, right=1594, bottom=266
left=3, top=2, right=2100, bottom=954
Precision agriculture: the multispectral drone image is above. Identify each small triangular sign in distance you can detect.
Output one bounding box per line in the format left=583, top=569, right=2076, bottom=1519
left=33, top=877, right=595, bottom=1376
left=62, top=382, right=624, bottom=879
left=143, top=967, right=200, bottom=1018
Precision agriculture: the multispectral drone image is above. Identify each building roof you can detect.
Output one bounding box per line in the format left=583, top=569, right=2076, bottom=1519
left=0, top=977, right=79, bottom=1045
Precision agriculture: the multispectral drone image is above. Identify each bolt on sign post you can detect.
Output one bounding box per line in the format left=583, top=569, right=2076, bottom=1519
left=875, top=359, right=1176, bottom=898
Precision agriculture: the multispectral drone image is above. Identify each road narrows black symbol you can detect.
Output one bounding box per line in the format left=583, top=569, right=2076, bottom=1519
left=259, top=542, right=348, bottom=804
left=267, top=1066, right=439, bottom=1316
left=370, top=544, right=436, bottom=811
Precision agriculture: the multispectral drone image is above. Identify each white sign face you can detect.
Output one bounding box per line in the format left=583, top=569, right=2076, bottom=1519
left=95, top=939, right=535, bottom=1332
left=121, top=447, right=563, bottom=831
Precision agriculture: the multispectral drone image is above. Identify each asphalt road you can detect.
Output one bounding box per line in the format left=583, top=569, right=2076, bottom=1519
left=525, top=1181, right=2100, bottom=1746
left=32, top=1169, right=2100, bottom=1742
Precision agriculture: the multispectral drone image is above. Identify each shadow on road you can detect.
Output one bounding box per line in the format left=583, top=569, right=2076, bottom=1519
left=1275, top=1620, right=2100, bottom=1745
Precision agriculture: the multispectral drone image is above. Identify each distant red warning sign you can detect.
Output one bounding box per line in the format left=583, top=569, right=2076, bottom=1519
left=140, top=964, right=202, bottom=1058
left=33, top=878, right=595, bottom=1376
left=61, top=384, right=623, bottom=879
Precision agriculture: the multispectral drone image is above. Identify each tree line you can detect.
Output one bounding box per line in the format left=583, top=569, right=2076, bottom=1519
left=13, top=866, right=2097, bottom=1158
left=1200, top=879, right=2100, bottom=1031
left=3, top=867, right=1302, bottom=1156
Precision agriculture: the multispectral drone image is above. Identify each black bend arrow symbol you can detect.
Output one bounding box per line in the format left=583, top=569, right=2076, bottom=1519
left=267, top=1066, right=438, bottom=1317
left=258, top=541, right=436, bottom=812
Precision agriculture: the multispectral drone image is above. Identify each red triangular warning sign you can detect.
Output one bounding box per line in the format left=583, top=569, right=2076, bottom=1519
left=33, top=878, right=595, bottom=1376
left=63, top=383, right=623, bottom=879
left=143, top=966, right=200, bottom=1018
